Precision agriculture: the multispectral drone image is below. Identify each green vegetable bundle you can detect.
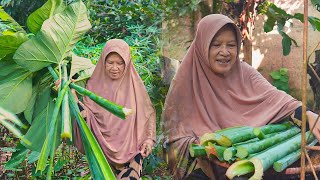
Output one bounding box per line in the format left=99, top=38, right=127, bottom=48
left=189, top=122, right=317, bottom=179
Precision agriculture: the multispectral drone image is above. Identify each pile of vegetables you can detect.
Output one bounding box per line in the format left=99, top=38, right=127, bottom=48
left=0, top=0, right=133, bottom=179
left=189, top=122, right=317, bottom=179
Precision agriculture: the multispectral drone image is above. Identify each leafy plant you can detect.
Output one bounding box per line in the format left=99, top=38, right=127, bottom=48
left=84, top=0, right=165, bottom=43
left=0, top=0, right=133, bottom=179
left=270, top=68, right=290, bottom=93
left=259, top=2, right=320, bottom=56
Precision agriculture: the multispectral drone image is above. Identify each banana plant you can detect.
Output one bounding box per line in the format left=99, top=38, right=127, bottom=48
left=0, top=0, right=132, bottom=179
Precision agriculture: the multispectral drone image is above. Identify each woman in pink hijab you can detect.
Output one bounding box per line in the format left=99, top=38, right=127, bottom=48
left=162, top=14, right=320, bottom=179
left=73, top=39, right=156, bottom=179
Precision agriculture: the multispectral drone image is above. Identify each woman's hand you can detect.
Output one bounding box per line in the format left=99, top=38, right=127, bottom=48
left=140, top=139, right=154, bottom=158
left=55, top=79, right=78, bottom=102
left=306, top=111, right=320, bottom=142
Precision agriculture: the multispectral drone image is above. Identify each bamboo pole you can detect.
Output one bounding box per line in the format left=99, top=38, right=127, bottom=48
left=301, top=0, right=308, bottom=179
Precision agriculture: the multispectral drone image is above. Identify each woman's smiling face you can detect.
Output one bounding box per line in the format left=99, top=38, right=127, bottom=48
left=105, top=52, right=125, bottom=80
left=208, top=24, right=238, bottom=76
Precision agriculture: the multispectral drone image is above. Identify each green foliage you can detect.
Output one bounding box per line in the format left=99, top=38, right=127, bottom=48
left=270, top=68, right=290, bottom=93
left=1, top=0, right=47, bottom=30
left=85, top=0, right=165, bottom=42
left=1, top=0, right=117, bottom=179
left=164, top=0, right=201, bottom=17
left=311, top=0, right=320, bottom=12
left=259, top=2, right=320, bottom=56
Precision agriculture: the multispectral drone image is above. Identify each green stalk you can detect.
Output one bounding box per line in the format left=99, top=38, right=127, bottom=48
left=0, top=116, right=31, bottom=145
left=46, top=111, right=60, bottom=180
left=273, top=139, right=318, bottom=172
left=253, top=122, right=292, bottom=140
left=70, top=83, right=132, bottom=119
left=36, top=81, right=71, bottom=173
left=48, top=66, right=132, bottom=120
left=223, top=147, right=237, bottom=161
left=48, top=65, right=116, bottom=179
left=226, top=131, right=315, bottom=180
left=61, top=64, right=72, bottom=140
left=69, top=91, right=116, bottom=179
left=200, top=132, right=230, bottom=147
left=236, top=127, right=301, bottom=159
left=225, top=160, right=255, bottom=179
left=48, top=66, right=59, bottom=80
left=233, top=132, right=279, bottom=146
left=204, top=142, right=226, bottom=161
left=0, top=106, right=28, bottom=129
left=189, top=144, right=206, bottom=157
left=215, top=126, right=251, bottom=133
left=217, top=127, right=256, bottom=146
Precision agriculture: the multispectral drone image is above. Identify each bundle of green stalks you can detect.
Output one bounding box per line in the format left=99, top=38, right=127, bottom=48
left=189, top=122, right=317, bottom=179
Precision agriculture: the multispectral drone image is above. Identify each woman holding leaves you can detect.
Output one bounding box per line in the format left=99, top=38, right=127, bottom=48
left=73, top=39, right=156, bottom=179
left=162, top=14, right=320, bottom=179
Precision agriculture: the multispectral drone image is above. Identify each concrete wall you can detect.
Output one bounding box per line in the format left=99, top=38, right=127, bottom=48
left=252, top=0, right=320, bottom=100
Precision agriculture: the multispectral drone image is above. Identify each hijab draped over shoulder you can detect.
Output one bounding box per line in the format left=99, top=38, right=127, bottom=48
left=162, top=14, right=301, bottom=178
left=74, top=39, right=156, bottom=164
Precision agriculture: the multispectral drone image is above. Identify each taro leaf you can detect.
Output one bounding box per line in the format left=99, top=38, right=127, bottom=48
left=24, top=83, right=39, bottom=124
left=70, top=53, right=95, bottom=78
left=0, top=32, right=28, bottom=59
left=27, top=0, right=65, bottom=34
left=28, top=151, right=40, bottom=164
left=23, top=87, right=61, bottom=152
left=13, top=1, right=91, bottom=72
left=0, top=58, right=32, bottom=114
left=5, top=143, right=29, bottom=170
left=270, top=71, right=281, bottom=80
left=75, top=68, right=95, bottom=89
left=24, top=72, right=52, bottom=124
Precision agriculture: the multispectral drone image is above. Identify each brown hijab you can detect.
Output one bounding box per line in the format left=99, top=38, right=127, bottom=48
left=162, top=14, right=301, bottom=179
left=74, top=39, right=156, bottom=164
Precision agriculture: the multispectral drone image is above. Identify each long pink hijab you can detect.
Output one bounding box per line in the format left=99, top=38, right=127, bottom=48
left=162, top=14, right=301, bottom=178
left=74, top=39, right=156, bottom=164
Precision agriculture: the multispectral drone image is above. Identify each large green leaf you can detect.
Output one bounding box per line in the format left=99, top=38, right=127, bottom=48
left=27, top=0, right=65, bottom=34
left=70, top=94, right=116, bottom=179
left=0, top=32, right=28, bottom=59
left=0, top=59, right=33, bottom=114
left=13, top=1, right=91, bottom=72
left=4, top=143, right=29, bottom=170
left=24, top=72, right=52, bottom=124
left=23, top=87, right=61, bottom=152
left=0, top=7, right=28, bottom=59
left=70, top=53, right=95, bottom=78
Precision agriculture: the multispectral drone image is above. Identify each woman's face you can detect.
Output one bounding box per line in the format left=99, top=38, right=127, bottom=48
left=209, top=25, right=238, bottom=76
left=105, top=52, right=125, bottom=80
